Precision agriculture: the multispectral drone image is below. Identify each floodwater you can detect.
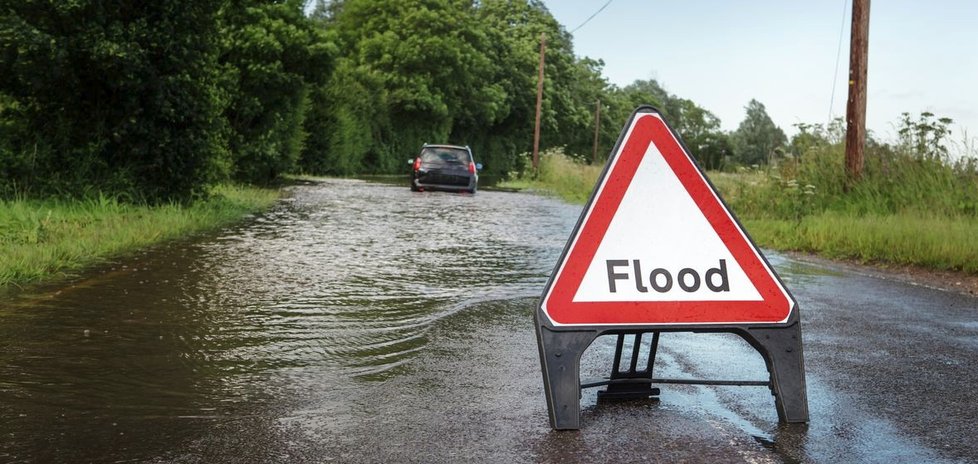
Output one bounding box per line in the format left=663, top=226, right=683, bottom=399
left=0, top=179, right=576, bottom=462
left=1, top=179, right=976, bottom=463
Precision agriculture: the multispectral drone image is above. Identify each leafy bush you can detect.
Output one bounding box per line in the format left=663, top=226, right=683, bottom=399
left=0, top=0, right=230, bottom=203
left=221, top=0, right=333, bottom=185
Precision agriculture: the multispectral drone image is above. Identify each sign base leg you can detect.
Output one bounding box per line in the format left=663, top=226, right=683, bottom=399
left=536, top=325, right=597, bottom=430
left=739, top=323, right=809, bottom=423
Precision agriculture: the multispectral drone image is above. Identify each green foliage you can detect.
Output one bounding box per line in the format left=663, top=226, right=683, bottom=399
left=723, top=111, right=978, bottom=220
left=498, top=148, right=601, bottom=204
left=315, top=57, right=389, bottom=175
left=743, top=213, right=978, bottom=273
left=502, top=110, right=978, bottom=274
left=220, top=0, right=333, bottom=185
left=716, top=111, right=978, bottom=273
left=788, top=118, right=845, bottom=157
left=0, top=184, right=280, bottom=286
left=897, top=111, right=955, bottom=161
left=731, top=99, right=787, bottom=166
left=464, top=0, right=549, bottom=172
left=1, top=0, right=741, bottom=197
left=608, top=80, right=731, bottom=169
left=463, top=0, right=568, bottom=173
left=8, top=0, right=951, bottom=229
left=0, top=0, right=338, bottom=199
left=302, top=0, right=629, bottom=177
left=0, top=0, right=230, bottom=202
left=666, top=98, right=731, bottom=170
left=317, top=0, right=507, bottom=173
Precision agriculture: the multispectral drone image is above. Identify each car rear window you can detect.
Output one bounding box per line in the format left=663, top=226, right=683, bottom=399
left=420, top=147, right=470, bottom=164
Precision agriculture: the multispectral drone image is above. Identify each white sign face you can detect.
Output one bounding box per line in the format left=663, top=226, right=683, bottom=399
left=572, top=139, right=762, bottom=303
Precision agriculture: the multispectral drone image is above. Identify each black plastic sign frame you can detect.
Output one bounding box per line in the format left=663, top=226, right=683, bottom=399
left=535, top=106, right=809, bottom=430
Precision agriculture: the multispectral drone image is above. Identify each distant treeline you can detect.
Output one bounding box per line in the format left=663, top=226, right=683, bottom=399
left=1, top=0, right=789, bottom=203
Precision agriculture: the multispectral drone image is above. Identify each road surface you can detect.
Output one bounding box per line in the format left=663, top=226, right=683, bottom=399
left=1, top=179, right=976, bottom=463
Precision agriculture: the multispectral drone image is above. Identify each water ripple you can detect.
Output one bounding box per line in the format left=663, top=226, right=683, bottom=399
left=175, top=179, right=578, bottom=376
left=0, top=179, right=582, bottom=460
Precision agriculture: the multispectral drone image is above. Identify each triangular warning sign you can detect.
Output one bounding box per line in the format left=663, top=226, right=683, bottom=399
left=541, top=107, right=795, bottom=326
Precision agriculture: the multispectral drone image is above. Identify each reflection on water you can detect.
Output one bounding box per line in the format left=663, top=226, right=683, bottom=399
left=0, top=179, right=579, bottom=462
left=192, top=179, right=574, bottom=376
left=3, top=178, right=863, bottom=463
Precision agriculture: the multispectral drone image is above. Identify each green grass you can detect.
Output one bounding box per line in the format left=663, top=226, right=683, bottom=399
left=713, top=142, right=978, bottom=273
left=743, top=213, right=978, bottom=273
left=501, top=146, right=978, bottom=275
left=498, top=148, right=603, bottom=204
left=0, top=185, right=281, bottom=287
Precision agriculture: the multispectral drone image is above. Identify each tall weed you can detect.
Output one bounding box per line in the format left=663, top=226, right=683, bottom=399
left=714, top=116, right=978, bottom=273
left=724, top=143, right=978, bottom=220
left=500, top=148, right=602, bottom=204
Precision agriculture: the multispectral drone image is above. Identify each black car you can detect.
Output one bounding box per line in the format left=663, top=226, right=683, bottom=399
left=409, top=144, right=481, bottom=193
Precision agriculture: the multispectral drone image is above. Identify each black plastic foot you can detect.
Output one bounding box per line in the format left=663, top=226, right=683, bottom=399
left=739, top=322, right=809, bottom=423
left=536, top=325, right=597, bottom=430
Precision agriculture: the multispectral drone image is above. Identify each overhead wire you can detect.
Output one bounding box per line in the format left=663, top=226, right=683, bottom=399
left=828, top=0, right=850, bottom=125
left=569, top=0, right=614, bottom=34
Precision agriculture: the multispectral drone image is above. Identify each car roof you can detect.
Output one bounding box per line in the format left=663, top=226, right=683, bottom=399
left=422, top=144, right=469, bottom=151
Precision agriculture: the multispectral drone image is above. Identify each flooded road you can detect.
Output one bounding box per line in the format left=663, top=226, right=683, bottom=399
left=2, top=179, right=977, bottom=463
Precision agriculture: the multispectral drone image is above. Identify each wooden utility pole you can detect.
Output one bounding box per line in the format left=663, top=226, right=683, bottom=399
left=592, top=99, right=602, bottom=163
left=532, top=33, right=546, bottom=171
left=845, top=0, right=870, bottom=186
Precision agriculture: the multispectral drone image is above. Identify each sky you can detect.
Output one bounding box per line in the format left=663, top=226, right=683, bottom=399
left=542, top=0, right=978, bottom=147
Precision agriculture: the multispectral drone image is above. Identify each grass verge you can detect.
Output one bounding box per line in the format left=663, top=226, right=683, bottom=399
left=0, top=185, right=281, bottom=288
left=497, top=148, right=602, bottom=204
left=742, top=213, right=978, bottom=273
left=502, top=149, right=978, bottom=276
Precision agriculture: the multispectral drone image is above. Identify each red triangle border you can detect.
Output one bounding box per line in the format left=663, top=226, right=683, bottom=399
left=542, top=113, right=794, bottom=326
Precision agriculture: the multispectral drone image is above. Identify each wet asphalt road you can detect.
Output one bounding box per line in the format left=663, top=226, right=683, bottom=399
left=1, top=178, right=977, bottom=463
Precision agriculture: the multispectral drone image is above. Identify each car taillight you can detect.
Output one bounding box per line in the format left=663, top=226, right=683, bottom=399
left=468, top=162, right=476, bottom=174
left=413, top=158, right=421, bottom=171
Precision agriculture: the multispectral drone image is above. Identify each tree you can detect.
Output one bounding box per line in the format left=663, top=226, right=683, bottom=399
left=668, top=98, right=730, bottom=170
left=468, top=0, right=582, bottom=172
left=612, top=79, right=729, bottom=169
left=314, top=0, right=634, bottom=175
left=323, top=0, right=506, bottom=173
left=617, top=79, right=669, bottom=111
left=220, top=0, right=334, bottom=185
left=732, top=99, right=786, bottom=166
left=0, top=0, right=229, bottom=202
left=0, top=0, right=739, bottom=195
